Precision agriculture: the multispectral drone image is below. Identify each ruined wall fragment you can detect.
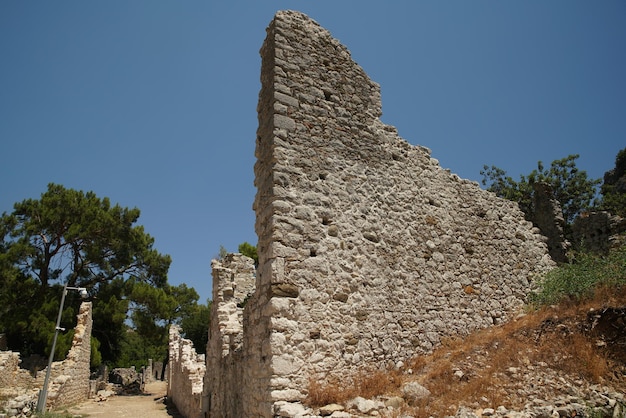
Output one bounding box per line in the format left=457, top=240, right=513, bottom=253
left=572, top=211, right=626, bottom=254
left=47, top=301, right=93, bottom=409
left=531, top=182, right=570, bottom=262
left=203, top=254, right=256, bottom=417
left=0, top=301, right=93, bottom=414
left=239, top=10, right=555, bottom=417
left=168, top=325, right=206, bottom=418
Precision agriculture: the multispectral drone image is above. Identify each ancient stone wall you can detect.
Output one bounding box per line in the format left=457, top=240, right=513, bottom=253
left=572, top=211, right=626, bottom=254
left=47, top=301, right=93, bottom=409
left=0, top=302, right=92, bottom=415
left=167, top=325, right=206, bottom=418
left=198, top=10, right=556, bottom=417
left=531, top=182, right=570, bottom=262
left=203, top=254, right=256, bottom=417
left=246, top=10, right=554, bottom=417
left=0, top=352, right=34, bottom=393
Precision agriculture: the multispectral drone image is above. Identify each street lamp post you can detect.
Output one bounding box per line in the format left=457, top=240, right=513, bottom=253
left=36, top=283, right=88, bottom=413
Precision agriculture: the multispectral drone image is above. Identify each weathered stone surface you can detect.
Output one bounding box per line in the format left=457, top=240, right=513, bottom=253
left=273, top=401, right=310, bottom=417
left=109, top=368, right=139, bottom=387
left=319, top=403, right=345, bottom=416
left=202, top=254, right=256, bottom=418
left=531, top=181, right=570, bottom=262
left=572, top=211, right=626, bottom=254
left=270, top=283, right=300, bottom=298
left=349, top=397, right=382, bottom=414
left=198, top=10, right=555, bottom=418
left=401, top=381, right=431, bottom=404
left=167, top=325, right=206, bottom=418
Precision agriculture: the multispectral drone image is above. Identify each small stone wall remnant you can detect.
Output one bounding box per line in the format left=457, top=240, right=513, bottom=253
left=167, top=325, right=206, bottom=418
left=47, top=301, right=93, bottom=409
left=213, top=10, right=556, bottom=417
left=0, top=301, right=93, bottom=415
left=572, top=211, right=626, bottom=254
left=0, top=352, right=35, bottom=394
left=203, top=254, right=256, bottom=418
left=531, top=182, right=570, bottom=262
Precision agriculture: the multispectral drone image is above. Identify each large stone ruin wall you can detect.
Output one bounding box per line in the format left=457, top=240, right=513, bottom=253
left=203, top=10, right=555, bottom=417
left=167, top=325, right=206, bottom=418
left=0, top=301, right=92, bottom=414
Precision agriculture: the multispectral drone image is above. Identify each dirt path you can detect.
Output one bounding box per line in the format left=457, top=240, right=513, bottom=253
left=68, top=381, right=181, bottom=418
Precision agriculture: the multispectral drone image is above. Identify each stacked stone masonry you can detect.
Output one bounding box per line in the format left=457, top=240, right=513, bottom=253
left=168, top=325, right=206, bottom=418
left=203, top=254, right=256, bottom=417
left=0, top=302, right=92, bottom=415
left=201, top=10, right=555, bottom=417
left=572, top=211, right=626, bottom=254
left=49, top=301, right=93, bottom=409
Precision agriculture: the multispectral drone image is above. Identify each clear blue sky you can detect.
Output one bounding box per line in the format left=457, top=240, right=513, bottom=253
left=1, top=2, right=624, bottom=303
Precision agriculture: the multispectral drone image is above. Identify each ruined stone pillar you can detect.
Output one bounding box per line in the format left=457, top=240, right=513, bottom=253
left=531, top=181, right=570, bottom=262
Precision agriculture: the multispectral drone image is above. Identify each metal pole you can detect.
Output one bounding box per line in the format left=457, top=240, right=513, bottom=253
left=36, top=283, right=68, bottom=412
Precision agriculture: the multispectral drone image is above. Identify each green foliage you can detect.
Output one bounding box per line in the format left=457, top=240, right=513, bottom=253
left=180, top=300, right=211, bottom=354
left=528, top=245, right=626, bottom=306
left=480, top=165, right=534, bottom=215
left=91, top=279, right=129, bottom=364
left=238, top=241, right=258, bottom=264
left=218, top=245, right=228, bottom=260
left=481, top=155, right=601, bottom=225
left=122, top=281, right=200, bottom=366
left=599, top=147, right=626, bottom=217
left=0, top=184, right=179, bottom=367
left=90, top=336, right=102, bottom=368
left=0, top=183, right=171, bottom=290
left=116, top=327, right=163, bottom=370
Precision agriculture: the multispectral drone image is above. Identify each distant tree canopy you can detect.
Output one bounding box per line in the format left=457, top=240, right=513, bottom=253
left=180, top=300, right=211, bottom=354
left=238, top=241, right=258, bottom=264
left=0, top=183, right=205, bottom=368
left=481, top=154, right=601, bottom=226
left=0, top=183, right=170, bottom=291
left=599, top=147, right=626, bottom=217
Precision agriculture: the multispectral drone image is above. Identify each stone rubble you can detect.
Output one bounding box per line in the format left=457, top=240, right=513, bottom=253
left=286, top=383, right=625, bottom=418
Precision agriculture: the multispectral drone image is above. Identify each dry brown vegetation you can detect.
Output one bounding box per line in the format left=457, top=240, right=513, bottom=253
left=305, top=285, right=626, bottom=417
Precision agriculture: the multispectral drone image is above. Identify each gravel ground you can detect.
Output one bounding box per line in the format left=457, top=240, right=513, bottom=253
left=68, top=381, right=181, bottom=418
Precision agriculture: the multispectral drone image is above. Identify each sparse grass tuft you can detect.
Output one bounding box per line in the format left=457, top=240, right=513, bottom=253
left=529, top=245, right=626, bottom=306
left=35, top=411, right=83, bottom=418
left=305, top=369, right=403, bottom=407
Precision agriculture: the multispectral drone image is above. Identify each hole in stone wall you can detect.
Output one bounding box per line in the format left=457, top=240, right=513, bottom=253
left=310, top=248, right=317, bottom=257
left=427, top=198, right=442, bottom=207
left=322, top=216, right=331, bottom=225
left=319, top=172, right=327, bottom=180
left=323, top=90, right=332, bottom=101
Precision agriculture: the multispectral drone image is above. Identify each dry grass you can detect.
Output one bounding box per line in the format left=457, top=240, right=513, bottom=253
left=306, top=369, right=404, bottom=406
left=304, top=286, right=626, bottom=417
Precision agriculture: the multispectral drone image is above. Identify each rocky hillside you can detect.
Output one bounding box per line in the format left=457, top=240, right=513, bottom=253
left=304, top=287, right=626, bottom=418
